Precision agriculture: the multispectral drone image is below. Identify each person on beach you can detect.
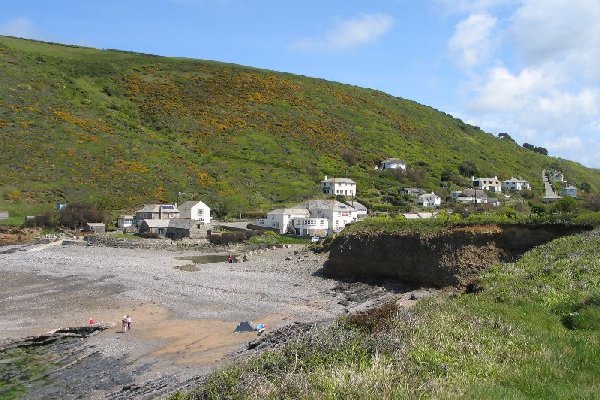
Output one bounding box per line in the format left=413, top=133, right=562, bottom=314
left=126, top=315, right=132, bottom=330
left=227, top=255, right=233, bottom=263
left=122, top=315, right=128, bottom=332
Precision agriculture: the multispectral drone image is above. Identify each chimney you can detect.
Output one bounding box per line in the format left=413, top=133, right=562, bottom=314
left=324, top=175, right=328, bottom=181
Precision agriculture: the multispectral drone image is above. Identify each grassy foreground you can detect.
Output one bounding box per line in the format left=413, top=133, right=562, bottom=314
left=175, top=231, right=600, bottom=399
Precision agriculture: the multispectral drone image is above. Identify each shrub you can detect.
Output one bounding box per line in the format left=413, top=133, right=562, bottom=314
left=573, top=211, right=600, bottom=228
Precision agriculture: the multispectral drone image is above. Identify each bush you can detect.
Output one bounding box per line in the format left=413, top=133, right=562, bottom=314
left=573, top=211, right=600, bottom=228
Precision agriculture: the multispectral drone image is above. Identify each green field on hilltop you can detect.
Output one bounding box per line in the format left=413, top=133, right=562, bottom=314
left=177, top=231, right=600, bottom=399
left=1, top=35, right=599, bottom=218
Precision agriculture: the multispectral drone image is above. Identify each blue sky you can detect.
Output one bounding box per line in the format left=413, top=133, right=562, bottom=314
left=2, top=0, right=599, bottom=168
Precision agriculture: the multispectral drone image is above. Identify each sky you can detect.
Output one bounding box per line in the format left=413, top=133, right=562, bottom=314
left=1, top=0, right=599, bottom=168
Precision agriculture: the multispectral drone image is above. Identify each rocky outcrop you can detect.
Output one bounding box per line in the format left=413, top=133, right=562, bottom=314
left=325, top=224, right=591, bottom=288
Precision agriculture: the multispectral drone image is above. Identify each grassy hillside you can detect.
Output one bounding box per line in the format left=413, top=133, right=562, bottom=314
left=1, top=36, right=599, bottom=217
left=177, top=231, right=600, bottom=398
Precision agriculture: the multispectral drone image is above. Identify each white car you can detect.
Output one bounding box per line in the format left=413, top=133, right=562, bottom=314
left=310, top=236, right=320, bottom=243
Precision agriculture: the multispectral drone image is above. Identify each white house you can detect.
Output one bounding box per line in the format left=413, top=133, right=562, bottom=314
left=416, top=192, right=441, bottom=208
left=179, top=200, right=212, bottom=224
left=257, top=208, right=309, bottom=234
left=135, top=204, right=179, bottom=224
left=562, top=185, right=578, bottom=198
left=257, top=200, right=357, bottom=237
left=502, top=177, right=531, bottom=191
left=472, top=176, right=502, bottom=193
left=117, top=215, right=134, bottom=229
left=321, top=176, right=356, bottom=197
left=379, top=158, right=407, bottom=171
left=301, top=200, right=358, bottom=234
left=549, top=170, right=564, bottom=182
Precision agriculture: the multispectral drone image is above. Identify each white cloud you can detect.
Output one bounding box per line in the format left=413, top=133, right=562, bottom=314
left=545, top=136, right=582, bottom=151
left=448, top=13, right=497, bottom=67
left=292, top=13, right=394, bottom=51
left=0, top=17, right=41, bottom=39
left=510, top=0, right=600, bottom=69
left=445, top=0, right=600, bottom=167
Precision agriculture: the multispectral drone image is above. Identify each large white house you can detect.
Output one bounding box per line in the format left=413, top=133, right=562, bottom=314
left=321, top=176, right=356, bottom=197
left=257, top=200, right=357, bottom=236
left=472, top=176, right=502, bottom=193
left=416, top=192, right=441, bottom=208
left=257, top=208, right=309, bottom=234
left=301, top=200, right=358, bottom=234
left=502, top=177, right=531, bottom=191
left=178, top=200, right=212, bottom=224
left=379, top=158, right=407, bottom=171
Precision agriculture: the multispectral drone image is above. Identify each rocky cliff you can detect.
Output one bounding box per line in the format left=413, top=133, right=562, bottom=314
left=325, top=224, right=590, bottom=288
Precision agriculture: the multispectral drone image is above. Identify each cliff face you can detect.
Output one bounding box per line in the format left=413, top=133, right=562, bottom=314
left=325, top=224, right=590, bottom=288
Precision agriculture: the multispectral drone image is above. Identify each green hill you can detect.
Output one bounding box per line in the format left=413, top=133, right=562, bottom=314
left=1, top=36, right=598, bottom=217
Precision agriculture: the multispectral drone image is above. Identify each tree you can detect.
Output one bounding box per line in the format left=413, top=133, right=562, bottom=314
left=523, top=143, right=548, bottom=155
left=498, top=132, right=515, bottom=142
left=341, top=150, right=357, bottom=166
left=550, top=197, right=577, bottom=213
left=580, top=181, right=592, bottom=193
left=458, top=161, right=478, bottom=177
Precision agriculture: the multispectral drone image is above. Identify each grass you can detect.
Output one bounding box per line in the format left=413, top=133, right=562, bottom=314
left=176, top=231, right=600, bottom=399
left=1, top=35, right=599, bottom=219
left=248, top=231, right=311, bottom=245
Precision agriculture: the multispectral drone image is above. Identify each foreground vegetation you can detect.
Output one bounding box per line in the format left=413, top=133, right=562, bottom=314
left=176, top=231, right=600, bottom=399
left=1, top=36, right=599, bottom=219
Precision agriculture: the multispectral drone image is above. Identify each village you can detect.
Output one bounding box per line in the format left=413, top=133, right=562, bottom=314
left=59, top=159, right=578, bottom=242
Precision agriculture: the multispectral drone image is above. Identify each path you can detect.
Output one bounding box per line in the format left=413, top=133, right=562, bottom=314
left=542, top=169, right=562, bottom=201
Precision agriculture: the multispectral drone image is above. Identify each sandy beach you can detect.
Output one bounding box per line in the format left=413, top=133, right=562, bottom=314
left=0, top=240, right=401, bottom=398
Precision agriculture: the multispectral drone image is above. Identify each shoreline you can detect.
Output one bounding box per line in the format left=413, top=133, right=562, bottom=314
left=1, top=241, right=399, bottom=398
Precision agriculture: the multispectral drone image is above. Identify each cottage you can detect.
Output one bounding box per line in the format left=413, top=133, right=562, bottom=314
left=451, top=188, right=488, bottom=204
left=166, top=218, right=210, bottom=240
left=379, top=158, right=407, bottom=171
left=562, top=185, right=578, bottom=198
left=398, top=187, right=425, bottom=197
left=135, top=204, right=179, bottom=224
left=549, top=170, right=564, bottom=182
left=502, top=177, right=531, bottom=191
left=178, top=200, right=212, bottom=224
left=472, top=176, right=502, bottom=193
left=416, top=192, right=441, bottom=208
left=117, top=215, right=134, bottom=229
left=138, top=219, right=170, bottom=237
left=83, top=222, right=106, bottom=234
left=256, top=208, right=309, bottom=234
left=321, top=176, right=356, bottom=197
